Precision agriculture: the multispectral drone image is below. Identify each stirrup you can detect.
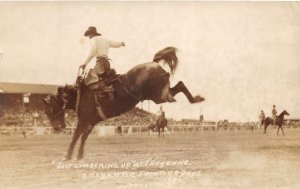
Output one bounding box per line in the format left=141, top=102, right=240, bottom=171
left=102, top=85, right=114, bottom=92
left=106, top=91, right=114, bottom=101
left=95, top=90, right=105, bottom=98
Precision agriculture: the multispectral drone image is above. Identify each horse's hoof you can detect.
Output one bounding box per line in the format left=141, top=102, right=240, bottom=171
left=193, top=96, right=205, bottom=103
left=76, top=156, right=84, bottom=160
left=63, top=156, right=72, bottom=161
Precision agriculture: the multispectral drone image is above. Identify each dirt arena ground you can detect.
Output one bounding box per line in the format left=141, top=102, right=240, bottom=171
left=0, top=129, right=300, bottom=189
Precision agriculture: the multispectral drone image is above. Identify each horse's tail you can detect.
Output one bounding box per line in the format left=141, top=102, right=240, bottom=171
left=153, top=47, right=178, bottom=75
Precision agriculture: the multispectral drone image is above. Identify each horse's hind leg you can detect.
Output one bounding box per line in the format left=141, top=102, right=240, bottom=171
left=280, top=126, right=285, bottom=136
left=277, top=126, right=280, bottom=135
left=170, top=81, right=205, bottom=103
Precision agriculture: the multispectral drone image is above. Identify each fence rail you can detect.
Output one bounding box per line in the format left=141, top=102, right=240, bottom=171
left=1, top=123, right=300, bottom=136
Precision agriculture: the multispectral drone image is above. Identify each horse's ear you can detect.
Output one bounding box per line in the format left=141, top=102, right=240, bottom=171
left=57, top=86, right=63, bottom=94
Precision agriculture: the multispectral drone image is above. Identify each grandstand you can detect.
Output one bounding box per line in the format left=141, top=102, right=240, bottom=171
left=0, top=82, right=58, bottom=110
left=0, top=82, right=158, bottom=135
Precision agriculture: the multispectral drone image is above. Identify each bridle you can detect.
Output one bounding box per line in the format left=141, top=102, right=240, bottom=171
left=47, top=95, right=65, bottom=123
left=49, top=108, right=64, bottom=123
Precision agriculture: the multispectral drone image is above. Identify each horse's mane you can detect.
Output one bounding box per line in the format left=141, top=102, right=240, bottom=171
left=278, top=110, right=288, bottom=117
left=57, top=85, right=77, bottom=110
left=153, top=47, right=178, bottom=75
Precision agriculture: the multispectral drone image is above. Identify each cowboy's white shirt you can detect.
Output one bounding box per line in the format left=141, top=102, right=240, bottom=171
left=83, top=36, right=123, bottom=66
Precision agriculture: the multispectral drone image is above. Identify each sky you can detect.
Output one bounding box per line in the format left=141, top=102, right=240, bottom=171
left=0, top=1, right=299, bottom=121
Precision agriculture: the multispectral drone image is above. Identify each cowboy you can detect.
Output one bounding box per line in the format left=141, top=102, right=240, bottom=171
left=79, top=26, right=125, bottom=98
left=272, top=105, right=277, bottom=125
left=156, top=106, right=165, bottom=118
left=258, top=110, right=265, bottom=127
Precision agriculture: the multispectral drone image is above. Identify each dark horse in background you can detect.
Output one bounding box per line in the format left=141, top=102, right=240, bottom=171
left=42, top=47, right=205, bottom=160
left=147, top=115, right=168, bottom=138
left=263, top=110, right=289, bottom=135
left=156, top=114, right=168, bottom=138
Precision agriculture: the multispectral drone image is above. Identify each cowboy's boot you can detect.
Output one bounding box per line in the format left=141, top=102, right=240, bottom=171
left=94, top=80, right=114, bottom=100
left=97, top=73, right=114, bottom=101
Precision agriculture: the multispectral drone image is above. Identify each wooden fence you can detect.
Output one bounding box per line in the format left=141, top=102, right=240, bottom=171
left=1, top=122, right=300, bottom=136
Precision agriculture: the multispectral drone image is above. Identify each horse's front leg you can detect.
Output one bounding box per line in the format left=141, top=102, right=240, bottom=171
left=66, top=123, right=84, bottom=160
left=280, top=126, right=285, bottom=136
left=170, top=81, right=205, bottom=104
left=263, top=124, right=268, bottom=135
left=77, top=124, right=94, bottom=160
left=158, top=128, right=161, bottom=137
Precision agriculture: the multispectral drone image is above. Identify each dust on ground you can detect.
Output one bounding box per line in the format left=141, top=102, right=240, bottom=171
left=0, top=129, right=299, bottom=189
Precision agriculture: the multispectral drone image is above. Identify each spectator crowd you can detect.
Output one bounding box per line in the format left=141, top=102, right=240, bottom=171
left=0, top=106, right=158, bottom=128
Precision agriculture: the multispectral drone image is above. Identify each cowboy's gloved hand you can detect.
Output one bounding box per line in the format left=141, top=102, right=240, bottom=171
left=79, top=64, right=86, bottom=70
left=121, top=42, right=125, bottom=47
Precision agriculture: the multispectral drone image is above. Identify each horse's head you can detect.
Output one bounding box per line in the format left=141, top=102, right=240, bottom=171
left=42, top=94, right=66, bottom=131
left=282, top=110, right=290, bottom=116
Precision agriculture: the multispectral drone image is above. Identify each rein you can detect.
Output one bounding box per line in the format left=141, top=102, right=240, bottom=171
left=50, top=108, right=64, bottom=122
left=76, top=68, right=87, bottom=114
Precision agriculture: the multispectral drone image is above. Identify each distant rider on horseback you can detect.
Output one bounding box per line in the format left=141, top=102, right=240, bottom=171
left=272, top=105, right=277, bottom=125
left=79, top=26, right=125, bottom=99
left=156, top=106, right=166, bottom=123
left=258, top=110, right=265, bottom=127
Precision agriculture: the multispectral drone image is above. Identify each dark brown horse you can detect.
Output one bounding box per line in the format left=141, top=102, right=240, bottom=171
left=156, top=115, right=168, bottom=138
left=43, top=47, right=205, bottom=159
left=147, top=116, right=168, bottom=138
left=263, top=110, right=289, bottom=135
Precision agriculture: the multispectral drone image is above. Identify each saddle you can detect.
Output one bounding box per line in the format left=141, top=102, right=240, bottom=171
left=75, top=69, right=120, bottom=121
left=84, top=69, right=117, bottom=88
left=83, top=68, right=119, bottom=99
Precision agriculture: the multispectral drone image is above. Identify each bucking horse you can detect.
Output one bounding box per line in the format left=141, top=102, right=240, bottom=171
left=42, top=47, right=205, bottom=160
